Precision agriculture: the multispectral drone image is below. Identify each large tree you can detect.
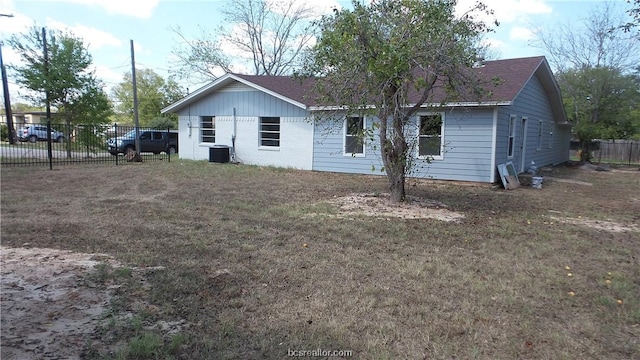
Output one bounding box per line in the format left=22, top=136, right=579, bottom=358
left=7, top=27, right=110, bottom=156
left=304, top=0, right=494, bottom=203
left=533, top=2, right=640, bottom=162
left=170, top=0, right=316, bottom=83
left=68, top=81, right=114, bottom=155
left=559, top=66, right=640, bottom=152
left=623, top=0, right=640, bottom=35
left=111, top=68, right=185, bottom=128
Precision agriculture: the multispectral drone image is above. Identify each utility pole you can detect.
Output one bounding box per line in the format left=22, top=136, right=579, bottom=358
left=43, top=28, right=53, bottom=170
left=0, top=13, right=15, bottom=144
left=130, top=39, right=141, bottom=161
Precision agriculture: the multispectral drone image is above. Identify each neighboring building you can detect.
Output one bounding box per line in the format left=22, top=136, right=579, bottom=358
left=1, top=111, right=63, bottom=127
left=162, top=56, right=571, bottom=183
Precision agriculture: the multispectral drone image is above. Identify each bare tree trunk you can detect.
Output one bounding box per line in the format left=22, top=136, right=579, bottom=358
left=580, top=139, right=592, bottom=163
left=388, top=167, right=405, bottom=203
left=379, top=113, right=407, bottom=204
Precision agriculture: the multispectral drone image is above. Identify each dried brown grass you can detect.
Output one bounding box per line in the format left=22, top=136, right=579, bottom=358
left=1, top=162, right=638, bottom=359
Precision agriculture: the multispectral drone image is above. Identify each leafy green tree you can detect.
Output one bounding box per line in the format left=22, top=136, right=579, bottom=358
left=304, top=0, right=494, bottom=203
left=68, top=82, right=114, bottom=155
left=559, top=66, right=640, bottom=154
left=7, top=26, right=110, bottom=157
left=533, top=3, right=640, bottom=162
left=623, top=0, right=640, bottom=35
left=148, top=116, right=177, bottom=130
left=12, top=103, right=45, bottom=113
left=111, top=68, right=185, bottom=127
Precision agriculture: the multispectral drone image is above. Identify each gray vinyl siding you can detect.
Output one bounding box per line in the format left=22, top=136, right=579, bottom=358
left=495, top=73, right=570, bottom=175
left=177, top=90, right=308, bottom=118
left=313, top=116, right=385, bottom=174
left=412, top=109, right=494, bottom=182
left=312, top=109, right=495, bottom=182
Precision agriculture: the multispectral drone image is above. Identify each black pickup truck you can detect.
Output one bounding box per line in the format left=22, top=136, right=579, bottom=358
left=107, top=130, right=178, bottom=155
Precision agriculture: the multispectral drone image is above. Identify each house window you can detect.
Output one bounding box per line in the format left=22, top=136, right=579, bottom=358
left=418, top=113, right=444, bottom=159
left=259, top=117, right=280, bottom=147
left=537, top=120, right=543, bottom=150
left=344, top=116, right=364, bottom=155
left=508, top=115, right=516, bottom=158
left=201, top=116, right=215, bottom=143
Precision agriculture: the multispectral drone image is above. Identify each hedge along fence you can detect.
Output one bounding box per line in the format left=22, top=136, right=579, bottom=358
left=592, top=140, right=640, bottom=165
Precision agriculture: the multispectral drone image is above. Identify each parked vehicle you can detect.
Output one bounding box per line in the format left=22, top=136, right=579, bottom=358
left=107, top=129, right=178, bottom=155
left=17, top=125, right=65, bottom=143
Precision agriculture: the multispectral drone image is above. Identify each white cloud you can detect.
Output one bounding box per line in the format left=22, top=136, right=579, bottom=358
left=0, top=1, right=34, bottom=36
left=456, top=0, right=552, bottom=27
left=483, top=37, right=506, bottom=51
left=57, top=0, right=159, bottom=19
left=266, top=0, right=340, bottom=18
left=46, top=19, right=122, bottom=50
left=509, top=26, right=534, bottom=41
left=93, top=64, right=124, bottom=85
left=1, top=44, right=22, bottom=66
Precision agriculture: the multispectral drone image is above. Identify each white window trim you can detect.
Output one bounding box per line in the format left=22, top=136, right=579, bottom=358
left=200, top=116, right=215, bottom=145
left=507, top=114, right=516, bottom=159
left=343, top=116, right=366, bottom=157
left=417, top=112, right=445, bottom=161
left=259, top=116, right=281, bottom=148
left=537, top=120, right=543, bottom=150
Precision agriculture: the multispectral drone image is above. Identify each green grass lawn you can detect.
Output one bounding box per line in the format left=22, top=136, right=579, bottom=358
left=1, top=162, right=638, bottom=359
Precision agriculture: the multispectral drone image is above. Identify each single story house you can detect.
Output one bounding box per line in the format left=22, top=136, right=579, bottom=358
left=161, top=56, right=571, bottom=183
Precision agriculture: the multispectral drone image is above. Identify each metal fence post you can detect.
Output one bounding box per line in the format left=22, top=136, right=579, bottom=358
left=46, top=118, right=53, bottom=170
left=114, top=123, right=118, bottom=166
left=167, top=126, right=171, bottom=162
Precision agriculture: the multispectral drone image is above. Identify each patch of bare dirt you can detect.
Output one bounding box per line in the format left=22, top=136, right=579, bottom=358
left=317, top=193, right=465, bottom=222
left=548, top=215, right=639, bottom=233
left=0, top=246, right=119, bottom=360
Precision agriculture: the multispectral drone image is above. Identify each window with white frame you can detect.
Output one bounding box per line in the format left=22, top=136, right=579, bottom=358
left=418, top=113, right=444, bottom=159
left=507, top=115, right=516, bottom=158
left=537, top=120, right=543, bottom=150
left=201, top=116, right=215, bottom=143
left=344, top=116, right=364, bottom=155
left=259, top=117, right=280, bottom=147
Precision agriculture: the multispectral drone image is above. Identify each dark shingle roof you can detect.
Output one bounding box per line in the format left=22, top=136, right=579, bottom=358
left=163, top=56, right=564, bottom=122
left=231, top=56, right=548, bottom=106
left=232, top=73, right=317, bottom=105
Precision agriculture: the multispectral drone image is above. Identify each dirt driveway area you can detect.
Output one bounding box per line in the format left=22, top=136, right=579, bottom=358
left=1, top=246, right=118, bottom=359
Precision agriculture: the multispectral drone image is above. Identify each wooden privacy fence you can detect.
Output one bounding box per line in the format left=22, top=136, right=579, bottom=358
left=592, top=140, right=640, bottom=165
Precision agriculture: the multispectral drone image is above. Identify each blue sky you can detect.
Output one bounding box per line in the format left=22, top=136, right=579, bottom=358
left=0, top=0, right=634, bottom=102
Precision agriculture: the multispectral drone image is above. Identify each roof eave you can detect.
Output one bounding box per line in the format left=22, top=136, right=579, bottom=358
left=308, top=101, right=511, bottom=111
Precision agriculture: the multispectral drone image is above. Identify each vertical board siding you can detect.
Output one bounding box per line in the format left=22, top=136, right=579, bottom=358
left=312, top=109, right=495, bottom=182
